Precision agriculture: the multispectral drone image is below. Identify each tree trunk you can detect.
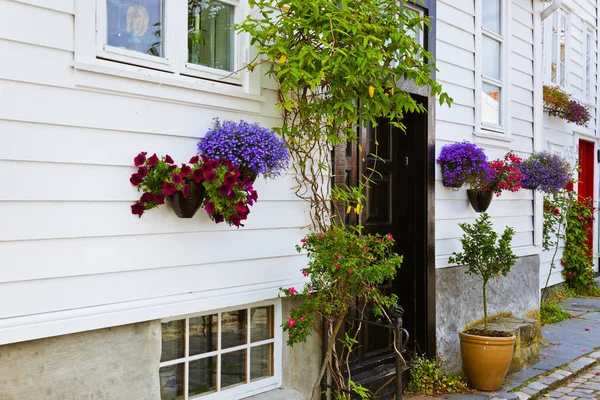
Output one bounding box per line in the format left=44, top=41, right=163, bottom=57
left=483, top=280, right=488, bottom=331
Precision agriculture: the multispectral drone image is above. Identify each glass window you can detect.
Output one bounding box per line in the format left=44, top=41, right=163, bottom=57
left=482, top=0, right=501, bottom=35
left=548, top=11, right=568, bottom=87
left=188, top=0, right=235, bottom=71
left=106, top=0, right=165, bottom=57
left=480, top=0, right=504, bottom=129
left=159, top=304, right=276, bottom=400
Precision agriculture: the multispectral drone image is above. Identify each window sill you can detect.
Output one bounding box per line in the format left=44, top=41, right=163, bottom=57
left=242, top=386, right=303, bottom=400
left=474, top=130, right=513, bottom=143
left=72, top=60, right=265, bottom=104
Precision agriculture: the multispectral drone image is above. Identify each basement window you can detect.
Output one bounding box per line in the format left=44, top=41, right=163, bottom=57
left=158, top=302, right=280, bottom=399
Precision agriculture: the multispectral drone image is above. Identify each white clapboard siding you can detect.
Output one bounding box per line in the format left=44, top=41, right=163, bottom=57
left=0, top=0, right=310, bottom=343
left=435, top=0, right=537, bottom=268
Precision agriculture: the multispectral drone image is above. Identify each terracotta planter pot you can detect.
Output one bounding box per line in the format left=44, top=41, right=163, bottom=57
left=459, top=331, right=516, bottom=391
left=167, top=180, right=206, bottom=218
left=467, top=189, right=494, bottom=213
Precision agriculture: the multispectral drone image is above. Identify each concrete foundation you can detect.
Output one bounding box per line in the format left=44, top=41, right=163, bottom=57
left=281, top=298, right=322, bottom=400
left=0, top=321, right=161, bottom=400
left=436, top=254, right=540, bottom=374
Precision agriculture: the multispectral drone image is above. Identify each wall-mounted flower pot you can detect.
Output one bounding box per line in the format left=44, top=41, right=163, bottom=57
left=467, top=189, right=493, bottom=213
left=167, top=180, right=206, bottom=218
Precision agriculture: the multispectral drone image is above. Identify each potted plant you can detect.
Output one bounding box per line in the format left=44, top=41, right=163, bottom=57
left=519, top=151, right=571, bottom=194
left=197, top=119, right=290, bottom=181
left=467, top=152, right=524, bottom=212
left=130, top=152, right=207, bottom=218
left=543, top=85, right=591, bottom=127
left=448, top=213, right=518, bottom=391
left=436, top=142, right=488, bottom=189
left=199, top=155, right=257, bottom=227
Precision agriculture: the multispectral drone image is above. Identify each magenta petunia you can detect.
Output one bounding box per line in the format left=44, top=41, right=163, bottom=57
left=168, top=165, right=177, bottom=172
left=224, top=174, right=237, bottom=185
left=140, top=192, right=154, bottom=203
left=147, top=153, right=158, bottom=167
left=251, top=190, right=258, bottom=202
left=182, top=184, right=189, bottom=198
left=154, top=194, right=165, bottom=204
left=130, top=173, right=143, bottom=186
left=162, top=182, right=177, bottom=196
left=218, top=183, right=231, bottom=195
left=230, top=215, right=242, bottom=227
left=204, top=201, right=216, bottom=214
left=189, top=156, right=200, bottom=164
left=192, top=169, right=204, bottom=183
left=134, top=152, right=147, bottom=167
left=131, top=202, right=145, bottom=217
left=165, top=154, right=174, bottom=164
left=204, top=170, right=217, bottom=183
left=213, top=213, right=225, bottom=223
left=226, top=191, right=237, bottom=201
left=137, top=166, right=148, bottom=178
left=172, top=173, right=183, bottom=185
left=180, top=164, right=192, bottom=177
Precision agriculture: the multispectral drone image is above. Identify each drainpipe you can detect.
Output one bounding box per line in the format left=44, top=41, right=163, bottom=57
left=541, top=0, right=562, bottom=20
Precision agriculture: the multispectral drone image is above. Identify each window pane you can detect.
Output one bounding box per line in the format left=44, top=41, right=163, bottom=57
left=221, top=349, right=247, bottom=389
left=251, top=306, right=274, bottom=343
left=190, top=314, right=218, bottom=356
left=221, top=310, right=247, bottom=349
left=250, top=344, right=274, bottom=381
left=106, top=0, right=164, bottom=57
left=551, top=13, right=559, bottom=84
left=559, top=14, right=567, bottom=87
left=159, top=364, right=184, bottom=400
left=481, top=83, right=501, bottom=126
left=161, top=320, right=185, bottom=362
left=189, top=357, right=217, bottom=397
left=482, top=36, right=501, bottom=81
left=482, top=0, right=501, bottom=35
left=188, top=0, right=234, bottom=71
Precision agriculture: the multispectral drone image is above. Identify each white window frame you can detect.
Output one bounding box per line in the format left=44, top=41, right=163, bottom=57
left=584, top=26, right=594, bottom=103
left=543, top=8, right=570, bottom=88
left=474, top=0, right=510, bottom=137
left=159, top=300, right=282, bottom=400
left=76, top=0, right=248, bottom=87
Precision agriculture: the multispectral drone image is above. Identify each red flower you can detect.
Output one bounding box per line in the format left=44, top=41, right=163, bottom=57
left=387, top=233, right=394, bottom=241
left=300, top=237, right=306, bottom=243
left=288, top=287, right=297, bottom=295
left=554, top=208, right=560, bottom=215
left=134, top=152, right=147, bottom=167
left=302, top=269, right=308, bottom=277
left=171, top=174, right=182, bottom=186
left=192, top=169, right=203, bottom=183
left=334, top=263, right=340, bottom=270
left=180, top=164, right=192, bottom=177
left=213, top=214, right=225, bottom=223
left=224, top=174, right=238, bottom=185
left=348, top=270, right=353, bottom=275
left=140, top=192, right=154, bottom=203
left=189, top=156, right=200, bottom=164
left=182, top=184, right=189, bottom=198
left=230, top=215, right=242, bottom=226
left=162, top=182, right=177, bottom=196
left=131, top=202, right=145, bottom=217
left=137, top=166, right=148, bottom=178
left=226, top=191, right=237, bottom=201
left=204, top=170, right=217, bottom=183
left=165, top=155, right=174, bottom=164
left=566, top=181, right=574, bottom=191
left=130, top=173, right=143, bottom=186
left=154, top=194, right=165, bottom=204
left=219, top=183, right=232, bottom=195
left=147, top=153, right=158, bottom=167
left=287, top=318, right=295, bottom=328
left=204, top=201, right=216, bottom=214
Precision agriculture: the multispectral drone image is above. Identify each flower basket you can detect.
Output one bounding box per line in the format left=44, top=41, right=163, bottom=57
left=467, top=189, right=493, bottom=213
left=167, top=179, right=206, bottom=218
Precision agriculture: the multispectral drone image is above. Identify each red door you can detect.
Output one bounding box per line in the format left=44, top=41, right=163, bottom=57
left=578, top=139, right=595, bottom=255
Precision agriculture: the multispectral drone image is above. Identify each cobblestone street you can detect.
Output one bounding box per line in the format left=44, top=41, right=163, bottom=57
left=543, top=364, right=600, bottom=400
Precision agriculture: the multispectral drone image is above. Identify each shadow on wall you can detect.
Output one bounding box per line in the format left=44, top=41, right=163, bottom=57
left=436, top=255, right=540, bottom=374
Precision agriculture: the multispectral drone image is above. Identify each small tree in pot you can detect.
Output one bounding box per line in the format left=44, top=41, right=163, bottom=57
left=448, top=213, right=518, bottom=391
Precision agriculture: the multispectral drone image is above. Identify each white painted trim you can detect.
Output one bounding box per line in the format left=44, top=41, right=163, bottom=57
left=533, top=0, right=544, bottom=248
left=0, top=279, right=304, bottom=346
left=542, top=8, right=570, bottom=88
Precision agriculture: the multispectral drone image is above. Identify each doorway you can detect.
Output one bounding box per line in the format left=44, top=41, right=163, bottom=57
left=578, top=139, right=595, bottom=260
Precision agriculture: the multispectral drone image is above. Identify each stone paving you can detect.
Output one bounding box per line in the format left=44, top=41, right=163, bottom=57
left=542, top=363, right=600, bottom=399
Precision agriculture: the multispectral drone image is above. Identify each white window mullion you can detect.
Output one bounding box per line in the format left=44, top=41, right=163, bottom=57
left=246, top=307, right=251, bottom=384
left=217, top=312, right=222, bottom=392
left=184, top=318, right=190, bottom=400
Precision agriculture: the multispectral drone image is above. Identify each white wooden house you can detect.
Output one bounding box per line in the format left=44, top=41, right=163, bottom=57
left=0, top=0, right=598, bottom=398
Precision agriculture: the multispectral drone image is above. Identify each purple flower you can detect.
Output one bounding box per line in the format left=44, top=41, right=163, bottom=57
left=519, top=152, right=571, bottom=194
left=436, top=142, right=488, bottom=188
left=224, top=174, right=238, bottom=185
left=219, top=183, right=231, bottom=195
left=197, top=119, right=289, bottom=179
left=205, top=201, right=216, bottom=214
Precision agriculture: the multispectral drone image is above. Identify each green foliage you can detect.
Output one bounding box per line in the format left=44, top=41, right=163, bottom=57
left=282, top=226, right=402, bottom=346
left=562, top=197, right=598, bottom=294
left=448, top=213, right=517, bottom=330
left=540, top=301, right=571, bottom=326
left=407, top=356, right=468, bottom=395
left=237, top=0, right=451, bottom=230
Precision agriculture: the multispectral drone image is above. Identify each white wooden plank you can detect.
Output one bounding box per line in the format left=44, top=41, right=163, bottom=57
left=436, top=216, right=534, bottom=240
left=437, top=41, right=474, bottom=71
left=435, top=121, right=475, bottom=142
left=436, top=61, right=475, bottom=90
left=0, top=228, right=306, bottom=284
left=0, top=0, right=73, bottom=51
left=0, top=255, right=307, bottom=319
left=511, top=69, right=534, bottom=91
left=0, top=161, right=301, bottom=202
left=0, top=200, right=307, bottom=241
left=437, top=1, right=475, bottom=33
left=437, top=80, right=475, bottom=107
left=436, top=103, right=474, bottom=126
left=437, top=21, right=474, bottom=52
left=10, top=0, right=73, bottom=14
left=436, top=231, right=533, bottom=256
